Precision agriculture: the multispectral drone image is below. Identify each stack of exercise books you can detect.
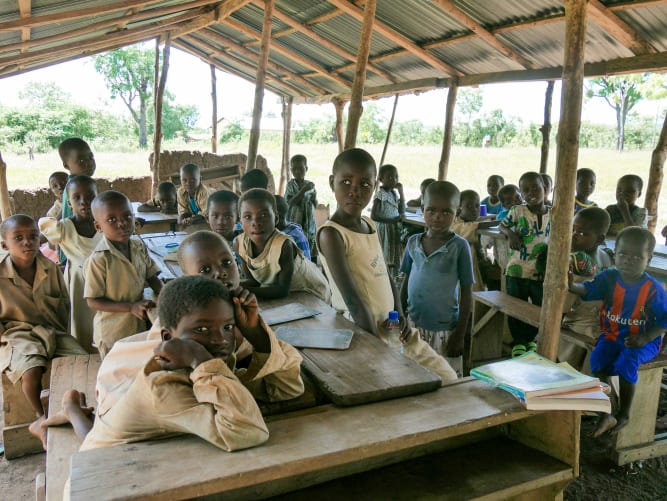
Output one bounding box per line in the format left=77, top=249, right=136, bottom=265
left=471, top=353, right=611, bottom=413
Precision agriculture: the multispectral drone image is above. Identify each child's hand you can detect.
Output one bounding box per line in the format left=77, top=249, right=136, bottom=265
left=567, top=269, right=574, bottom=289
left=153, top=338, right=213, bottom=370
left=130, top=300, right=155, bottom=320
left=616, top=193, right=630, bottom=212
left=232, top=287, right=259, bottom=331
left=396, top=182, right=404, bottom=194
left=507, top=230, right=522, bottom=251
left=625, top=334, right=651, bottom=349
left=305, top=181, right=315, bottom=191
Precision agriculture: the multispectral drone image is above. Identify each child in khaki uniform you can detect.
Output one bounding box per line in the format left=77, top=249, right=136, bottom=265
left=0, top=215, right=86, bottom=448
left=84, top=191, right=162, bottom=358
left=177, top=163, right=213, bottom=225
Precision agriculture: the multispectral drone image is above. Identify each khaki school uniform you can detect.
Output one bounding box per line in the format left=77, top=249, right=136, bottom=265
left=176, top=184, right=213, bottom=218
left=0, top=252, right=86, bottom=383
left=83, top=236, right=160, bottom=357
left=46, top=199, right=62, bottom=219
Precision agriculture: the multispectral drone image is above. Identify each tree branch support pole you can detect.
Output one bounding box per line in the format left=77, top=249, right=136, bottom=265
left=538, top=0, right=587, bottom=361
left=344, top=0, right=376, bottom=150
left=645, top=110, right=667, bottom=233
left=152, top=34, right=171, bottom=198
left=279, top=96, right=293, bottom=195
left=539, top=80, right=555, bottom=174
left=333, top=98, right=345, bottom=152
left=211, top=64, right=218, bottom=153
left=247, top=0, right=274, bottom=172
left=379, top=93, right=399, bottom=166
left=0, top=152, right=12, bottom=221
left=438, top=82, right=458, bottom=181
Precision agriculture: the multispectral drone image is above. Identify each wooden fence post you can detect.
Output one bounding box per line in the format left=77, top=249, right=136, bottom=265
left=539, top=80, right=555, bottom=174
left=279, top=96, right=293, bottom=195
left=0, top=152, right=12, bottom=221
left=211, top=64, right=218, bottom=153
left=438, top=83, right=458, bottom=181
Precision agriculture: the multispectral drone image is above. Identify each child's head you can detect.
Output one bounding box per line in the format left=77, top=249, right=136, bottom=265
left=378, top=164, right=399, bottom=189
left=207, top=190, right=239, bottom=240
left=614, top=226, right=655, bottom=282
left=422, top=181, right=459, bottom=234
left=239, top=188, right=277, bottom=246
left=571, top=207, right=610, bottom=253
left=498, top=184, right=522, bottom=209
left=67, top=176, right=98, bottom=219
left=58, top=138, right=95, bottom=176
left=458, top=190, right=481, bottom=222
left=330, top=148, right=376, bottom=217
left=241, top=169, right=269, bottom=192
left=540, top=173, right=553, bottom=201
left=616, top=174, right=643, bottom=207
left=0, top=214, right=40, bottom=267
left=274, top=195, right=288, bottom=227
left=177, top=230, right=240, bottom=290
left=519, top=172, right=545, bottom=208
left=290, top=154, right=308, bottom=181
left=156, top=182, right=177, bottom=210
left=158, top=275, right=236, bottom=359
left=48, top=171, right=68, bottom=200
left=420, top=178, right=436, bottom=196
left=179, top=164, right=202, bottom=195
left=575, top=168, right=596, bottom=201
left=91, top=190, right=134, bottom=243
left=486, top=175, right=504, bottom=198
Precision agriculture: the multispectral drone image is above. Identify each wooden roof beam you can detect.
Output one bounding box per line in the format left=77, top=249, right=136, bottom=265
left=18, top=0, right=30, bottom=49
left=431, top=0, right=536, bottom=69
left=224, top=17, right=351, bottom=89
left=302, top=0, right=365, bottom=26
left=587, top=0, right=657, bottom=55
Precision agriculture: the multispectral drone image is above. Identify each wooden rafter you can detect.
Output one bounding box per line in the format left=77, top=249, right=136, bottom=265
left=587, top=0, right=657, bottom=55
left=431, top=0, right=535, bottom=69
left=303, top=0, right=366, bottom=26
left=325, top=0, right=463, bottom=77
left=18, top=0, right=30, bottom=50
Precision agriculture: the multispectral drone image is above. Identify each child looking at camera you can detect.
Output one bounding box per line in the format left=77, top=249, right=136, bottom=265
left=177, top=163, right=212, bottom=225
left=285, top=154, right=318, bottom=259
left=481, top=175, right=504, bottom=215
left=371, top=164, right=405, bottom=280
left=574, top=168, right=597, bottom=213
left=605, top=174, right=648, bottom=237
left=46, top=171, right=68, bottom=219
left=137, top=181, right=178, bottom=214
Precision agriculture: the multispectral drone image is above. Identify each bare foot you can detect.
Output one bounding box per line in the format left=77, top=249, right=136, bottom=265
left=611, top=415, right=630, bottom=435
left=592, top=414, right=617, bottom=438
left=29, top=414, right=48, bottom=450
left=41, top=390, right=93, bottom=429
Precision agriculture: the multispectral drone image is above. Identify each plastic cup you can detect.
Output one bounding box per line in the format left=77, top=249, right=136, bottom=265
left=480, top=204, right=488, bottom=217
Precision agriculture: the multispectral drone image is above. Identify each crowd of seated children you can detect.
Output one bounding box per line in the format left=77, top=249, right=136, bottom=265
left=574, top=168, right=597, bottom=213
left=39, top=176, right=101, bottom=353
left=275, top=195, right=311, bottom=260
left=370, top=164, right=405, bottom=281
left=400, top=181, right=473, bottom=377
left=234, top=188, right=330, bottom=303
left=46, top=172, right=68, bottom=219
left=137, top=181, right=178, bottom=214
left=285, top=154, right=318, bottom=261
left=406, top=178, right=436, bottom=208
left=0, top=215, right=87, bottom=448
left=317, top=148, right=457, bottom=382
left=177, top=163, right=212, bottom=226
left=605, top=174, right=648, bottom=237
left=83, top=191, right=162, bottom=358
left=481, top=175, right=504, bottom=215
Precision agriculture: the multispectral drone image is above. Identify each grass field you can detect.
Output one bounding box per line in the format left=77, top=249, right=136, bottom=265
left=2, top=140, right=666, bottom=237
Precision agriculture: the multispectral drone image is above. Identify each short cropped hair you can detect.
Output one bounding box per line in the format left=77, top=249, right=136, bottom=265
left=378, top=164, right=397, bottom=179
left=241, top=169, right=269, bottom=191
left=540, top=173, right=553, bottom=188
left=618, top=174, right=643, bottom=192
left=177, top=230, right=230, bottom=268
left=157, top=181, right=177, bottom=195
left=332, top=148, right=376, bottom=176
left=290, top=154, right=307, bottom=165
left=575, top=207, right=610, bottom=235
left=49, top=171, right=68, bottom=184
left=420, top=178, right=436, bottom=192
left=459, top=189, right=480, bottom=204
left=58, top=138, right=90, bottom=161
left=207, top=190, right=239, bottom=211
left=180, top=163, right=200, bottom=175
left=616, top=226, right=656, bottom=255
left=66, top=175, right=98, bottom=195
left=499, top=184, right=520, bottom=198
left=520, top=172, right=545, bottom=188
left=158, top=275, right=232, bottom=330
left=274, top=195, right=288, bottom=219
left=91, top=190, right=130, bottom=216
left=239, top=188, right=276, bottom=213
left=576, top=168, right=596, bottom=180
left=423, top=181, right=460, bottom=206
left=488, top=175, right=504, bottom=184
left=0, top=214, right=36, bottom=238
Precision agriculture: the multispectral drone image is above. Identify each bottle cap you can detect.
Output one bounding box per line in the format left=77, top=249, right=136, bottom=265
left=388, top=311, right=399, bottom=322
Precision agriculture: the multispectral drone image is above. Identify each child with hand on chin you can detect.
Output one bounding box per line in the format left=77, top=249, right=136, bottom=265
left=177, top=163, right=212, bottom=226
left=605, top=174, right=648, bottom=237
left=317, top=149, right=457, bottom=383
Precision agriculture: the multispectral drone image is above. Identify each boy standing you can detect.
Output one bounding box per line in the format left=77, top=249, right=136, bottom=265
left=84, top=191, right=162, bottom=357
left=177, top=163, right=212, bottom=225
left=574, top=168, right=597, bottom=213
left=58, top=138, right=96, bottom=221
left=400, top=182, right=474, bottom=375
left=569, top=227, right=667, bottom=437
left=481, top=175, right=504, bottom=215
left=285, top=154, right=317, bottom=259
left=605, top=174, right=648, bottom=237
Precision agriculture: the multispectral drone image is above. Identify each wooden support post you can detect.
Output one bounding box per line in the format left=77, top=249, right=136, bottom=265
left=538, top=0, right=587, bottom=361
left=539, top=80, right=555, bottom=174
left=379, top=94, right=399, bottom=167
left=0, top=151, right=11, bottom=221
left=279, top=96, right=293, bottom=195
left=210, top=64, right=217, bottom=153
left=438, top=83, right=458, bottom=181
left=333, top=98, right=345, bottom=152
left=247, top=0, right=274, bottom=172
left=644, top=110, right=667, bottom=233
left=151, top=35, right=171, bottom=198
left=344, top=0, right=376, bottom=150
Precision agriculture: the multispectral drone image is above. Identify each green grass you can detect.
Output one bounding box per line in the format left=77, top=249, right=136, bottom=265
left=2, top=140, right=666, bottom=236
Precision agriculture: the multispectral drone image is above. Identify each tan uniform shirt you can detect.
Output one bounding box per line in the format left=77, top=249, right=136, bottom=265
left=176, top=184, right=213, bottom=217
left=46, top=199, right=62, bottom=219
left=83, top=236, right=160, bottom=355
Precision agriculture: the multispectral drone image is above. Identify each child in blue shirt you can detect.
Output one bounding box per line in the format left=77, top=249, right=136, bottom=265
left=400, top=181, right=474, bottom=375
left=481, top=175, right=504, bottom=215
left=275, top=195, right=311, bottom=260
left=569, top=227, right=667, bottom=437
left=495, top=184, right=522, bottom=222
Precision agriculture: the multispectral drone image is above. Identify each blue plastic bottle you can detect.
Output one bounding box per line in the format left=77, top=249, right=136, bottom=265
left=386, top=310, right=403, bottom=352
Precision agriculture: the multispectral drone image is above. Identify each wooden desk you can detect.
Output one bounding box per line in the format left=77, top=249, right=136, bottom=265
left=401, top=212, right=425, bottom=227
left=139, top=231, right=187, bottom=280
left=132, top=202, right=179, bottom=234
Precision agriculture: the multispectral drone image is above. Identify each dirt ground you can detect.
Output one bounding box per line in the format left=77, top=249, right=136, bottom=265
left=1, top=385, right=666, bottom=499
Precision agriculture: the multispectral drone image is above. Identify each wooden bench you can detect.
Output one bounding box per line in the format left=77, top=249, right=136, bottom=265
left=67, top=379, right=580, bottom=500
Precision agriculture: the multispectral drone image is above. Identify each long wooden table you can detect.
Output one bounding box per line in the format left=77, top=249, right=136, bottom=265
left=132, top=202, right=179, bottom=234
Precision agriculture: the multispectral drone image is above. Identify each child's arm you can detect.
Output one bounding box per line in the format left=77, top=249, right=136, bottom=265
left=389, top=277, right=410, bottom=341
left=446, top=283, right=472, bottom=357
left=499, top=222, right=521, bottom=250
left=371, top=199, right=401, bottom=223
left=614, top=196, right=636, bottom=228
left=318, top=226, right=379, bottom=335
left=87, top=297, right=156, bottom=320
left=232, top=287, right=270, bottom=353
left=137, top=199, right=160, bottom=213
left=241, top=240, right=295, bottom=299
left=147, top=274, right=162, bottom=297
left=396, top=183, right=405, bottom=216
left=399, top=269, right=410, bottom=319
left=287, top=181, right=315, bottom=206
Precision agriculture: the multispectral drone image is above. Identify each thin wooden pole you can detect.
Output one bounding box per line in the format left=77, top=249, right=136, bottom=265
left=538, top=0, right=587, bottom=361
left=210, top=64, right=218, bottom=153
left=539, top=80, right=555, bottom=174
left=152, top=34, right=171, bottom=198
left=344, top=0, right=376, bottom=150
left=247, top=0, right=274, bottom=172
left=644, top=110, right=667, bottom=233
left=333, top=98, right=345, bottom=152
left=380, top=93, right=399, bottom=166
left=438, top=83, right=458, bottom=181
left=279, top=96, right=293, bottom=195
left=0, top=151, right=12, bottom=221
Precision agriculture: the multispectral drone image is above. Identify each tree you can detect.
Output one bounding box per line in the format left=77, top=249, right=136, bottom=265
left=456, top=88, right=483, bottom=146
left=93, top=46, right=155, bottom=147
left=586, top=74, right=649, bottom=151
left=19, top=81, right=71, bottom=110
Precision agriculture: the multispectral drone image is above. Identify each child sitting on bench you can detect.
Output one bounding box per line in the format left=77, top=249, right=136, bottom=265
left=569, top=227, right=667, bottom=437
left=177, top=163, right=213, bottom=226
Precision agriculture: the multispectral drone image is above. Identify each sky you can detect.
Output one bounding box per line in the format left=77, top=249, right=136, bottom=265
left=0, top=46, right=663, bottom=130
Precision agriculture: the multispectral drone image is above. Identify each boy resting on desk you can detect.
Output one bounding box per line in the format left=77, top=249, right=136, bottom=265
left=177, top=163, right=213, bottom=226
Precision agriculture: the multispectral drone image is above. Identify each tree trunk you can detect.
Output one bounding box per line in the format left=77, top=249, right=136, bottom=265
left=333, top=98, right=345, bottom=153
left=539, top=81, right=554, bottom=174
left=139, top=97, right=148, bottom=148
left=279, top=96, right=293, bottom=195
left=152, top=35, right=171, bottom=197
left=644, top=110, right=667, bottom=233
left=379, top=94, right=399, bottom=167
left=211, top=64, right=218, bottom=153
left=0, top=152, right=12, bottom=221
left=438, top=83, right=458, bottom=181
